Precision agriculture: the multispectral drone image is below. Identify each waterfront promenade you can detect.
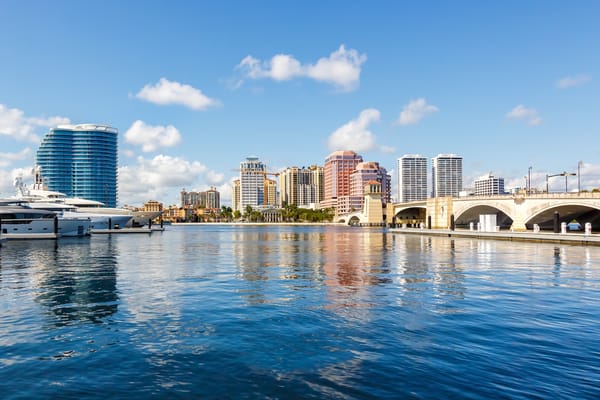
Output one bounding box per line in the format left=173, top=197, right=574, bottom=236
left=390, top=226, right=600, bottom=246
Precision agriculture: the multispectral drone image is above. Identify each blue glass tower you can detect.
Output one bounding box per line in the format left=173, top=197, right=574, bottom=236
left=36, top=124, right=118, bottom=207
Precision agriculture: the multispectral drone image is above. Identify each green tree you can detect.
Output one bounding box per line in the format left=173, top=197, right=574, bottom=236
left=244, top=205, right=253, bottom=220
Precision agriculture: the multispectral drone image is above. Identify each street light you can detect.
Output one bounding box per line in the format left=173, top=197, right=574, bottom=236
left=528, top=166, right=532, bottom=195
left=547, top=171, right=576, bottom=193
left=578, top=161, right=584, bottom=192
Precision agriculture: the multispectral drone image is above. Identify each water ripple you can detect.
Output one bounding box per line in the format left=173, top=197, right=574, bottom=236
left=1, top=227, right=600, bottom=398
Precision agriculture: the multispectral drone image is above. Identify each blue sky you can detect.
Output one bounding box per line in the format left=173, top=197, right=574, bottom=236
left=1, top=0, right=599, bottom=206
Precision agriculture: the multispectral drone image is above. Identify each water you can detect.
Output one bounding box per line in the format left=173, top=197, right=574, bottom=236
left=1, top=225, right=600, bottom=399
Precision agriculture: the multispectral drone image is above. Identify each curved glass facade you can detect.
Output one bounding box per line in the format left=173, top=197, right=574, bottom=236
left=36, top=124, right=118, bottom=207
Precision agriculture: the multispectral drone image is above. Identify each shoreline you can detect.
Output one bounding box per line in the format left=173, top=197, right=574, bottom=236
left=172, top=222, right=345, bottom=226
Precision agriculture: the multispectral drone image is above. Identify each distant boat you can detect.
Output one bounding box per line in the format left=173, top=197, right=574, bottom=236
left=121, top=206, right=164, bottom=227
left=13, top=175, right=133, bottom=230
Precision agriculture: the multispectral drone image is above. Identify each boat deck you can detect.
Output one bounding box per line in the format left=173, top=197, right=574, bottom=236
left=0, top=233, right=59, bottom=240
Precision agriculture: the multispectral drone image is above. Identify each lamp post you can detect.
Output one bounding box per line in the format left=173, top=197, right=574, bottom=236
left=578, top=161, right=583, bottom=192
left=528, top=166, right=532, bottom=195
left=563, top=171, right=576, bottom=192
left=547, top=171, right=576, bottom=193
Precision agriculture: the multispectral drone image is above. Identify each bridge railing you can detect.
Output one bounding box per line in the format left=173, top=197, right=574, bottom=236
left=390, top=192, right=600, bottom=207
left=455, top=192, right=600, bottom=201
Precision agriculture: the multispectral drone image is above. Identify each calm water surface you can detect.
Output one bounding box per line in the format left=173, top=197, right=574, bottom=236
left=1, top=225, right=599, bottom=399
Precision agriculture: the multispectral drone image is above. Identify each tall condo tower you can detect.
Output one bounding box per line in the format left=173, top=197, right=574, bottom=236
left=398, top=154, right=428, bottom=202
left=322, top=150, right=363, bottom=211
left=236, top=156, right=266, bottom=211
left=36, top=124, right=118, bottom=207
left=431, top=154, right=463, bottom=198
left=278, top=165, right=324, bottom=209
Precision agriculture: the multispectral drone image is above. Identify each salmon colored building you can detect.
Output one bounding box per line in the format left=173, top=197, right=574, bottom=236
left=321, top=150, right=363, bottom=213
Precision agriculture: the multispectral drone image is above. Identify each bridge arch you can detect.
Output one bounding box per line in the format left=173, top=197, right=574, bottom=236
left=454, top=204, right=514, bottom=229
left=348, top=216, right=361, bottom=226
left=392, top=206, right=426, bottom=227
left=525, top=202, right=600, bottom=230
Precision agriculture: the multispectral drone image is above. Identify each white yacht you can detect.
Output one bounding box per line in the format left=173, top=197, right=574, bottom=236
left=13, top=175, right=133, bottom=230
left=122, top=205, right=164, bottom=227
left=0, top=205, right=92, bottom=238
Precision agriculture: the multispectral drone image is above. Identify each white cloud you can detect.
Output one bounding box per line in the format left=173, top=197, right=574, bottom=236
left=327, top=109, right=380, bottom=152
left=236, top=45, right=367, bottom=91
left=396, top=98, right=439, bottom=125
left=0, top=148, right=32, bottom=168
left=118, top=155, right=226, bottom=205
left=0, top=104, right=70, bottom=143
left=135, top=78, right=220, bottom=110
left=205, top=169, right=225, bottom=185
left=506, top=104, right=542, bottom=126
left=124, top=120, right=182, bottom=153
left=216, top=181, right=233, bottom=206
left=556, top=74, right=591, bottom=89
left=379, top=145, right=396, bottom=154
left=0, top=166, right=33, bottom=197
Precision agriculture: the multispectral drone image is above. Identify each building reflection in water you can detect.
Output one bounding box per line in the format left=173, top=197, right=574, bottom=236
left=322, top=228, right=390, bottom=317
left=391, top=235, right=467, bottom=310
left=34, top=237, right=118, bottom=327
left=232, top=227, right=333, bottom=306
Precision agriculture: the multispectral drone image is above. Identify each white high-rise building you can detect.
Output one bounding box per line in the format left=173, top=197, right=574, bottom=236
left=397, top=155, right=428, bottom=202
left=474, top=174, right=505, bottom=196
left=432, top=154, right=463, bottom=198
left=237, top=156, right=266, bottom=211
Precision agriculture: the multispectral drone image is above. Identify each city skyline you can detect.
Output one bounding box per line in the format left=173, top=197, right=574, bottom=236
left=1, top=1, right=599, bottom=206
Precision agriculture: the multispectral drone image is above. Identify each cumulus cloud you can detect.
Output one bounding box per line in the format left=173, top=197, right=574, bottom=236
left=0, top=166, right=33, bottom=197
left=0, top=148, right=32, bottom=168
left=396, top=98, right=439, bottom=125
left=236, top=45, right=367, bottom=91
left=506, top=104, right=542, bottom=126
left=124, top=120, right=182, bottom=152
left=135, top=78, right=220, bottom=110
left=205, top=169, right=225, bottom=185
left=327, top=109, right=380, bottom=152
left=118, top=155, right=226, bottom=205
left=0, top=103, right=70, bottom=142
left=556, top=74, right=591, bottom=89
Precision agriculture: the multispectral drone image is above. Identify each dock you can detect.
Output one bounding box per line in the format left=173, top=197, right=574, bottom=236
left=389, top=227, right=600, bottom=246
left=0, top=233, right=60, bottom=240
left=91, top=227, right=165, bottom=235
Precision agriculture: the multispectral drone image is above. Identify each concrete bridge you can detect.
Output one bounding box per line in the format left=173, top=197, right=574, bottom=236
left=338, top=192, right=600, bottom=231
